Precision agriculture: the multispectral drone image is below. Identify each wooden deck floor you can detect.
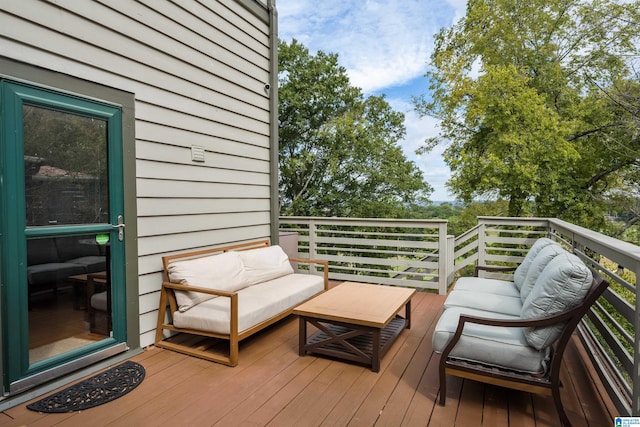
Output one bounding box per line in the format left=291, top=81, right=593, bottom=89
left=1, top=289, right=616, bottom=426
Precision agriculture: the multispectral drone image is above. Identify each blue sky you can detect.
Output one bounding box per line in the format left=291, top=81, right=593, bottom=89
left=276, top=0, right=468, bottom=201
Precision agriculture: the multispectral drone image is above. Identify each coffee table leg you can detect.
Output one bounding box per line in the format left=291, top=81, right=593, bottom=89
left=406, top=299, right=412, bottom=329
left=299, top=316, right=307, bottom=356
left=372, top=329, right=381, bottom=372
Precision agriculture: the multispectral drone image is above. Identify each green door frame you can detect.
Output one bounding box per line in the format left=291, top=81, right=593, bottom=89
left=0, top=80, right=128, bottom=387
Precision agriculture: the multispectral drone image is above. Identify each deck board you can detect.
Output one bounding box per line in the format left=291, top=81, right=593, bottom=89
left=508, top=391, right=537, bottom=427
left=2, top=289, right=615, bottom=426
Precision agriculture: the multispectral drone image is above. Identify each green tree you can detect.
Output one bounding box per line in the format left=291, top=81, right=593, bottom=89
left=595, top=73, right=640, bottom=243
left=279, top=39, right=432, bottom=217
left=415, top=0, right=640, bottom=224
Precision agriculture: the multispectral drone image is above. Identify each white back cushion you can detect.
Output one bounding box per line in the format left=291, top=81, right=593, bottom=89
left=519, top=243, right=565, bottom=302
left=168, top=251, right=248, bottom=312
left=521, top=252, right=592, bottom=350
left=513, top=238, right=557, bottom=291
left=238, top=245, right=294, bottom=286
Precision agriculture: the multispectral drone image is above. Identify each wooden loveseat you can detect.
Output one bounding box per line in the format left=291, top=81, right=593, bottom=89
left=155, top=239, right=328, bottom=366
left=432, top=238, right=609, bottom=427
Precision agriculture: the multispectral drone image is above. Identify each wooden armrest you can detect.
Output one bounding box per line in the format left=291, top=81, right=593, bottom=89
left=288, top=257, right=329, bottom=290
left=161, top=281, right=236, bottom=298
left=474, top=265, right=517, bottom=276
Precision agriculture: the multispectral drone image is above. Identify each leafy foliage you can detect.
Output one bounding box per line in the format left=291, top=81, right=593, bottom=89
left=278, top=39, right=432, bottom=218
left=23, top=105, right=108, bottom=225
left=416, top=0, right=640, bottom=226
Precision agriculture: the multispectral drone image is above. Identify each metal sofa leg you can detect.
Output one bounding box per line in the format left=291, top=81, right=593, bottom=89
left=553, top=383, right=571, bottom=427
left=438, top=359, right=447, bottom=405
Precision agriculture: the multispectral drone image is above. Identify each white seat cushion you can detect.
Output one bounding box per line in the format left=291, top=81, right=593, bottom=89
left=432, top=306, right=550, bottom=374
left=443, top=289, right=522, bottom=316
left=173, top=273, right=324, bottom=334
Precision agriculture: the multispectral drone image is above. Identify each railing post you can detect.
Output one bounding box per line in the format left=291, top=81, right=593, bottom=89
left=309, top=219, right=317, bottom=273
left=635, top=264, right=640, bottom=416
left=446, top=235, right=455, bottom=288
left=477, top=220, right=487, bottom=268
left=438, top=222, right=447, bottom=295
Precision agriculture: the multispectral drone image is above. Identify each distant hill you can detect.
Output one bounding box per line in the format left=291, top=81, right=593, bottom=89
left=431, top=200, right=462, bottom=206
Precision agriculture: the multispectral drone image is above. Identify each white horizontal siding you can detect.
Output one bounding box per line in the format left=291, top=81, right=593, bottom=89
left=139, top=256, right=166, bottom=277
left=136, top=141, right=269, bottom=174
left=137, top=0, right=269, bottom=67
left=139, top=312, right=159, bottom=347
left=135, top=91, right=269, bottom=137
left=139, top=292, right=160, bottom=316
left=138, top=272, right=163, bottom=295
left=0, top=0, right=273, bottom=349
left=136, top=102, right=268, bottom=147
left=136, top=160, right=269, bottom=186
left=136, top=179, right=270, bottom=199
left=137, top=225, right=271, bottom=256
left=213, top=0, right=270, bottom=45
left=137, top=198, right=270, bottom=216
left=2, top=8, right=264, bottom=103
left=137, top=211, right=271, bottom=237
left=136, top=122, right=270, bottom=158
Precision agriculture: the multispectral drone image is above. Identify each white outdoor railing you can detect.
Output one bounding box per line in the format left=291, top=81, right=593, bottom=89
left=279, top=217, right=450, bottom=294
left=279, top=215, right=640, bottom=417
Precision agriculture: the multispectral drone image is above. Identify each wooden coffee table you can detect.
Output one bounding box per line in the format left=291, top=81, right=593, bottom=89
left=293, top=281, right=416, bottom=372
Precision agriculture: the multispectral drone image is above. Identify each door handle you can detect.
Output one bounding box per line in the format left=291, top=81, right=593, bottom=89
left=114, top=215, right=125, bottom=241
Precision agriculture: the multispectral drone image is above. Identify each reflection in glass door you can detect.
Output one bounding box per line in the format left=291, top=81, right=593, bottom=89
left=25, top=107, right=111, bottom=364
left=1, top=81, right=127, bottom=391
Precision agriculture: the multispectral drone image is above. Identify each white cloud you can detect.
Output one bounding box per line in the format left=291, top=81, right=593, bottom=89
left=277, top=0, right=455, bottom=93
left=277, top=0, right=461, bottom=200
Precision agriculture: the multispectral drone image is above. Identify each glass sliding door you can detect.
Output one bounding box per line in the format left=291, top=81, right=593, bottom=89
left=0, top=81, right=127, bottom=392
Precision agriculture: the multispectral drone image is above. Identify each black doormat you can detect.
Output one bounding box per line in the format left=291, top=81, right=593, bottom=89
left=27, top=361, right=145, bottom=413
